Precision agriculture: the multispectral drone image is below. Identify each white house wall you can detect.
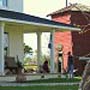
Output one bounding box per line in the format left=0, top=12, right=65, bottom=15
left=5, top=25, right=24, bottom=62
left=8, top=0, right=23, bottom=12
left=0, top=0, right=23, bottom=12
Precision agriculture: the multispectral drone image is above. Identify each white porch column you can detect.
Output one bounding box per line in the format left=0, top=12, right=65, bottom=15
left=50, top=30, right=55, bottom=73
left=37, top=32, right=42, bottom=70
left=0, top=23, right=5, bottom=75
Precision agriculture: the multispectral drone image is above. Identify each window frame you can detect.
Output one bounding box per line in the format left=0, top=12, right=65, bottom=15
left=0, top=0, right=8, bottom=7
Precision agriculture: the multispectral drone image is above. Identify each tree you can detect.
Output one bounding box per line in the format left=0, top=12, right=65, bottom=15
left=24, top=43, right=33, bottom=54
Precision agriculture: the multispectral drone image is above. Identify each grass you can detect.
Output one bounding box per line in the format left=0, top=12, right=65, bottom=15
left=21, top=77, right=81, bottom=83
left=0, top=77, right=81, bottom=90
left=0, top=85, right=78, bottom=90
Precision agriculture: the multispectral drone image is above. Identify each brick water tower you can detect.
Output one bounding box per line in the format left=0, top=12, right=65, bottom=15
left=47, top=3, right=90, bottom=75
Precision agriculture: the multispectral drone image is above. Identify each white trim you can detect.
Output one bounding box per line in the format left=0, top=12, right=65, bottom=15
left=50, top=30, right=55, bottom=73
left=0, top=22, right=5, bottom=75
left=0, top=0, right=8, bottom=8
left=37, top=32, right=42, bottom=68
left=0, top=17, right=81, bottom=31
left=0, top=6, right=8, bottom=9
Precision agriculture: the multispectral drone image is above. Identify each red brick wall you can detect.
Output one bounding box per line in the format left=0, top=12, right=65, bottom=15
left=52, top=13, right=73, bottom=71
left=54, top=31, right=73, bottom=71
left=52, top=13, right=71, bottom=24
left=71, top=12, right=90, bottom=75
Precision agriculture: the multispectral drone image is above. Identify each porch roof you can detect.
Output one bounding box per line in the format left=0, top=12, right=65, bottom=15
left=0, top=9, right=81, bottom=31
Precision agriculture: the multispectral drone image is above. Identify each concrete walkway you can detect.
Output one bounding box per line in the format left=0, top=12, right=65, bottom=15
left=0, top=82, right=80, bottom=86
left=0, top=73, right=80, bottom=86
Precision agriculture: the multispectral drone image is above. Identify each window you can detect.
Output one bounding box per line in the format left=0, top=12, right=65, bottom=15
left=0, top=0, right=7, bottom=7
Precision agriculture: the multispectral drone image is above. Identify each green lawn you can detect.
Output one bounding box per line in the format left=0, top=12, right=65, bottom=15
left=22, top=77, right=81, bottom=83
left=0, top=85, right=78, bottom=90
left=0, top=77, right=81, bottom=90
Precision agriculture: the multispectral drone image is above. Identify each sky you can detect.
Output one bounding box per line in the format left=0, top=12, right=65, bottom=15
left=24, top=0, right=90, bottom=18
left=23, top=0, right=90, bottom=54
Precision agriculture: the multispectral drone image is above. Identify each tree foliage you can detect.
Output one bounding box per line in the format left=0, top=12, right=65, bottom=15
left=24, top=43, right=33, bottom=54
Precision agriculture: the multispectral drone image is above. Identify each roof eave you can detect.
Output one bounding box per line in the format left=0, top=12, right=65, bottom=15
left=0, top=17, right=81, bottom=31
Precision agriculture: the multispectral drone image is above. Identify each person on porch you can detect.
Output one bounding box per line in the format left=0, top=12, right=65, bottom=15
left=42, top=60, right=50, bottom=73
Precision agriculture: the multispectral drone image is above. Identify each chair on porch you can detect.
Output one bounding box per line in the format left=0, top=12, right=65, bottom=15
left=5, top=56, right=18, bottom=74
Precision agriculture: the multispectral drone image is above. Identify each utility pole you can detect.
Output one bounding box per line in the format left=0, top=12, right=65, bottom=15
left=66, top=0, right=68, bottom=7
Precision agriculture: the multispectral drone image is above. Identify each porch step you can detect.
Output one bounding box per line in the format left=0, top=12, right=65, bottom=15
left=0, top=73, right=62, bottom=82
left=25, top=73, right=61, bottom=81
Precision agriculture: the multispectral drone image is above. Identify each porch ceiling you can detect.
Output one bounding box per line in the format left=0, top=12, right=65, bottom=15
left=4, top=22, right=54, bottom=33
left=0, top=9, right=81, bottom=32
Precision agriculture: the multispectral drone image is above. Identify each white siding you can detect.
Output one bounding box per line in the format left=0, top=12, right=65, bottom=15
left=8, top=0, right=23, bottom=12
left=0, top=0, right=23, bottom=12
